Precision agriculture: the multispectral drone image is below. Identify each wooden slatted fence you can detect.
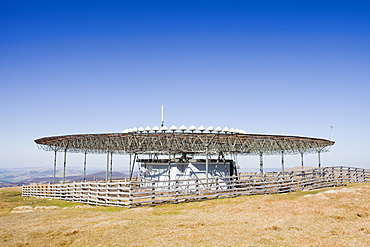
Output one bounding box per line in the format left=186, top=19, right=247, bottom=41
left=22, top=166, right=369, bottom=208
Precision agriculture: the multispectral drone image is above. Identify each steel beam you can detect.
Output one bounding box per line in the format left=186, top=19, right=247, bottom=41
left=63, top=148, right=67, bottom=184
left=260, top=153, right=264, bottom=174
left=129, top=153, right=132, bottom=180
left=129, top=153, right=137, bottom=180
left=110, top=152, right=113, bottom=181
left=53, top=150, right=57, bottom=184
left=301, top=152, right=304, bottom=170
left=83, top=151, right=87, bottom=182
left=206, top=146, right=209, bottom=187
left=106, top=149, right=110, bottom=182
left=168, top=153, right=171, bottom=181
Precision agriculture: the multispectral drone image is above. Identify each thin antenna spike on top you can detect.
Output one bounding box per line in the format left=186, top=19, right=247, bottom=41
left=161, top=105, right=164, bottom=127
left=330, top=125, right=334, bottom=140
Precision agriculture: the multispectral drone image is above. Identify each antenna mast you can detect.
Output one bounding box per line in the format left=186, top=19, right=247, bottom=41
left=330, top=125, right=334, bottom=140
left=161, top=105, right=164, bottom=127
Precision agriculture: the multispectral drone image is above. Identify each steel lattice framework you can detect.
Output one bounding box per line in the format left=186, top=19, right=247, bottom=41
left=35, top=132, right=334, bottom=156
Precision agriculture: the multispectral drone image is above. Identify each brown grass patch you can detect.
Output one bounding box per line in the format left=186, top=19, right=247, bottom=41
left=1, top=183, right=370, bottom=246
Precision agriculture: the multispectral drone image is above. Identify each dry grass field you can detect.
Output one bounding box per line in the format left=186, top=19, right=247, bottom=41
left=1, top=183, right=370, bottom=246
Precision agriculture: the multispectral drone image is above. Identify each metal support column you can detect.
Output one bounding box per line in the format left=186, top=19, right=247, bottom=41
left=129, top=153, right=137, bottom=181
left=206, top=146, right=209, bottom=187
left=281, top=151, right=285, bottom=173
left=83, top=151, right=87, bottom=182
left=301, top=152, right=304, bottom=170
left=110, top=152, right=113, bottom=181
left=318, top=151, right=321, bottom=168
left=106, top=149, right=110, bottom=182
left=53, top=150, right=57, bottom=184
left=167, top=153, right=171, bottom=181
left=259, top=153, right=264, bottom=174
left=63, top=148, right=67, bottom=184
left=129, top=153, right=132, bottom=180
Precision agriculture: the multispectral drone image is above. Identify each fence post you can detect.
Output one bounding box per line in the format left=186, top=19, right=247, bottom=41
left=313, top=169, right=317, bottom=189
left=289, top=171, right=294, bottom=192
left=56, top=183, right=59, bottom=199
left=277, top=172, right=281, bottom=193
left=301, top=170, right=305, bottom=191
left=63, top=183, right=66, bottom=200
left=54, top=184, right=58, bottom=199
left=347, top=167, right=351, bottom=183
left=105, top=180, right=111, bottom=206
left=331, top=167, right=335, bottom=186
left=51, top=183, right=54, bottom=199
left=65, top=183, right=68, bottom=200
left=73, top=182, right=76, bottom=201
left=321, top=167, right=326, bottom=187
left=151, top=182, right=156, bottom=206
left=195, top=179, right=199, bottom=200
left=87, top=182, right=91, bottom=204
left=232, top=175, right=237, bottom=197
left=175, top=180, right=179, bottom=204
left=60, top=183, right=64, bottom=200
left=249, top=174, right=253, bottom=195
left=128, top=182, right=133, bottom=208
left=363, top=169, right=367, bottom=183
left=95, top=182, right=99, bottom=205
left=116, top=182, right=121, bottom=206
left=215, top=177, right=219, bottom=198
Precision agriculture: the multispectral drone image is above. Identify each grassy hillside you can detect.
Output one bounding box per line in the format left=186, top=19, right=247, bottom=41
left=1, top=184, right=370, bottom=246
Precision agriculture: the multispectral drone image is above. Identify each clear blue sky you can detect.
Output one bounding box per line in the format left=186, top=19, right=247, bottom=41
left=1, top=0, right=369, bottom=171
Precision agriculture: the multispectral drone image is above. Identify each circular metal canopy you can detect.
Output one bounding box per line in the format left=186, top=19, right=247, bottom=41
left=35, top=132, right=334, bottom=156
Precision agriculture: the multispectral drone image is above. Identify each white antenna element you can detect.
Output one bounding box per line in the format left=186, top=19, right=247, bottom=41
left=161, top=105, right=164, bottom=127
left=161, top=125, right=168, bottom=132
left=170, top=125, right=177, bottom=132
left=179, top=125, right=187, bottom=132
left=198, top=125, right=206, bottom=132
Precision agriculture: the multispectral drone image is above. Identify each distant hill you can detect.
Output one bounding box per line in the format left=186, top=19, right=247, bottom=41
left=0, top=167, right=85, bottom=183
left=17, top=171, right=129, bottom=184
left=239, top=166, right=316, bottom=173
left=0, top=167, right=131, bottom=188
left=284, top=166, right=316, bottom=172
